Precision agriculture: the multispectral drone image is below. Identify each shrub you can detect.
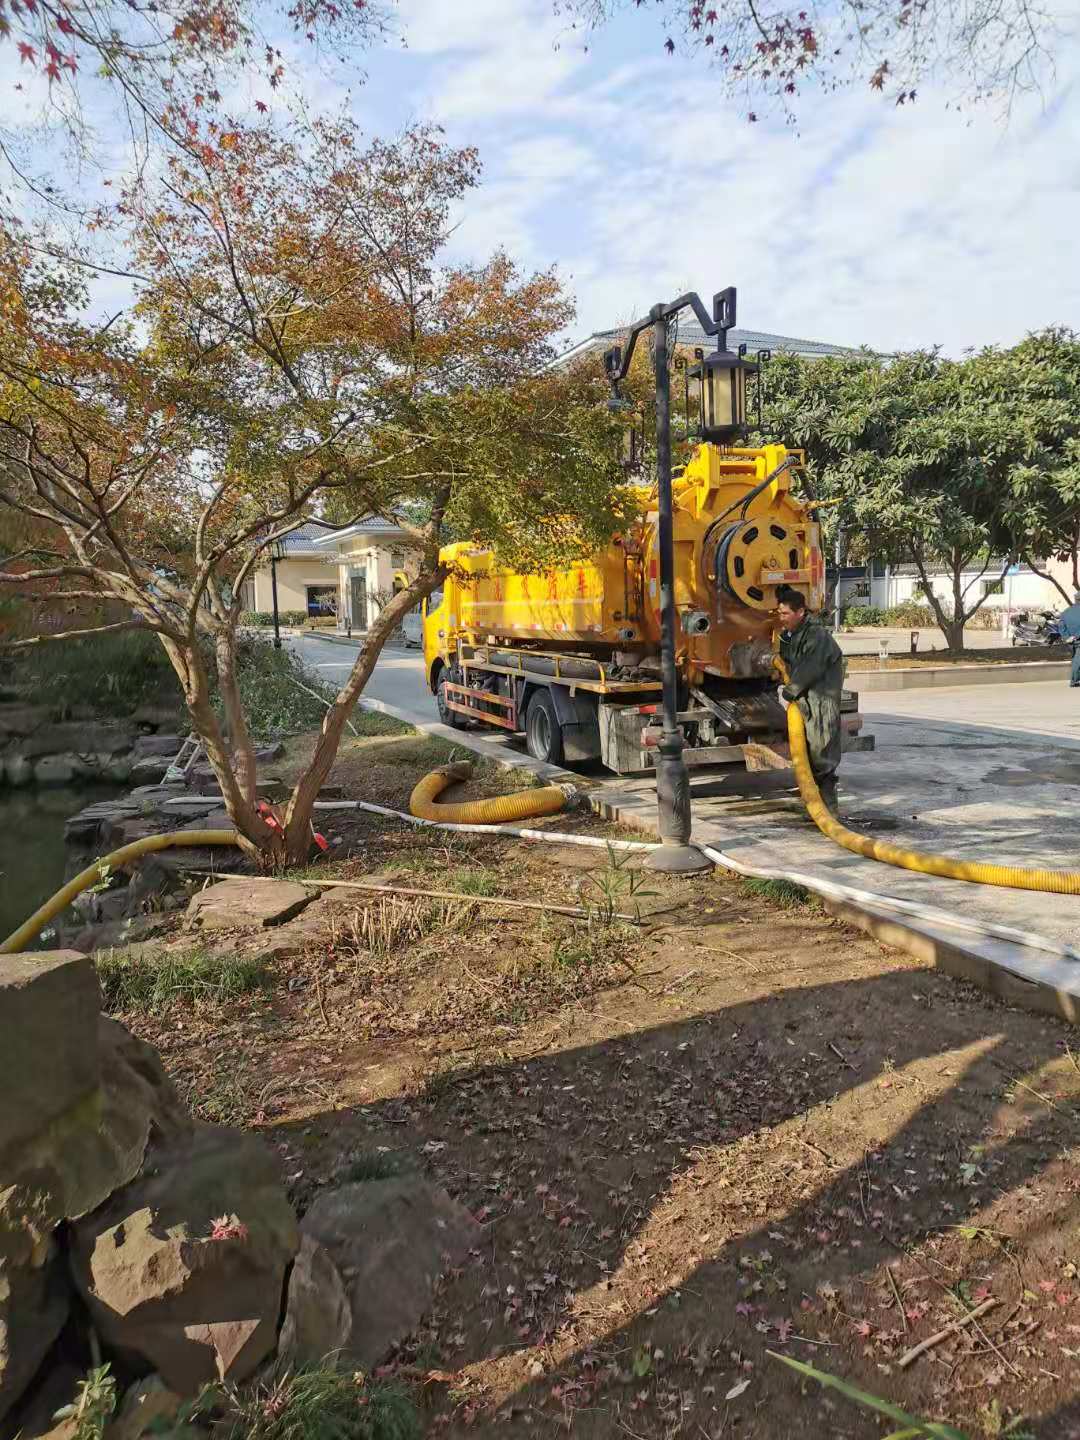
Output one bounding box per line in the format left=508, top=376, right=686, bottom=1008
left=280, top=609, right=310, bottom=627
left=242, top=611, right=276, bottom=627
left=95, top=945, right=268, bottom=1013
left=241, top=610, right=309, bottom=627
left=223, top=635, right=339, bottom=738
left=842, top=604, right=885, bottom=627
left=883, top=602, right=937, bottom=627
left=19, top=627, right=182, bottom=718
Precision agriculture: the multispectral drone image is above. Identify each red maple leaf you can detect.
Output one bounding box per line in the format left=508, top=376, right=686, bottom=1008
left=18, top=41, right=37, bottom=64
left=57, top=14, right=75, bottom=32
left=255, top=100, right=268, bottom=112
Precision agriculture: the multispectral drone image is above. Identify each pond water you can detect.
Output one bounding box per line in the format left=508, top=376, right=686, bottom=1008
left=0, top=784, right=120, bottom=946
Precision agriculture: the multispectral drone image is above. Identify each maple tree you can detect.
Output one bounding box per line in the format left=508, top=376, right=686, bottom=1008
left=0, top=121, right=631, bottom=862
left=559, top=0, right=1059, bottom=116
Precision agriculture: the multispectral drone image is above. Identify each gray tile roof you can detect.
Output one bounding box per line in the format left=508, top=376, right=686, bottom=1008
left=283, top=518, right=401, bottom=551
left=557, top=323, right=865, bottom=365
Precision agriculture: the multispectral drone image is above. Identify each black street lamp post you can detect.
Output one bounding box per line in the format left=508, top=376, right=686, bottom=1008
left=604, top=286, right=755, bottom=875
left=270, top=537, right=285, bottom=650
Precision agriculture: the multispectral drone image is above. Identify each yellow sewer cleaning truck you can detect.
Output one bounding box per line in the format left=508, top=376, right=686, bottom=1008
left=422, top=440, right=872, bottom=775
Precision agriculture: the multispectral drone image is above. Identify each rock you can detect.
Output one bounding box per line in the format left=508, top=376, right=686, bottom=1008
left=105, top=1376, right=181, bottom=1440
left=67, top=915, right=173, bottom=955
left=70, top=1126, right=299, bottom=1394
left=0, top=1206, right=69, bottom=1425
left=64, top=801, right=142, bottom=846
left=132, top=735, right=185, bottom=759
left=2, top=753, right=32, bottom=786
left=187, top=879, right=312, bottom=932
left=129, top=757, right=170, bottom=786
left=0, top=704, right=49, bottom=738
left=257, top=741, right=285, bottom=762
left=128, top=784, right=187, bottom=801
left=299, top=1179, right=479, bottom=1369
left=277, top=1234, right=352, bottom=1365
left=179, top=810, right=234, bottom=833
left=34, top=755, right=77, bottom=786
left=0, top=952, right=100, bottom=1158
left=101, top=815, right=169, bottom=851
left=104, top=759, right=133, bottom=784
left=16, top=723, right=133, bottom=760
left=133, top=704, right=182, bottom=730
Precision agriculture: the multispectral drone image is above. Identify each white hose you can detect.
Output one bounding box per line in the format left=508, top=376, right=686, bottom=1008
left=161, top=798, right=1075, bottom=963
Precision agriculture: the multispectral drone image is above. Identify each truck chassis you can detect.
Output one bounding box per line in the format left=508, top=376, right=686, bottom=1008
left=436, top=643, right=873, bottom=777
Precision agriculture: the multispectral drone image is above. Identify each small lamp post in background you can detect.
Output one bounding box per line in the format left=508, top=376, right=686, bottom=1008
left=604, top=286, right=756, bottom=874
left=269, top=536, right=285, bottom=650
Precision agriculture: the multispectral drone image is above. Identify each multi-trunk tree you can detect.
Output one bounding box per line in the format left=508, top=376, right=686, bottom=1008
left=759, top=339, right=1080, bottom=649
left=0, top=121, right=632, bottom=863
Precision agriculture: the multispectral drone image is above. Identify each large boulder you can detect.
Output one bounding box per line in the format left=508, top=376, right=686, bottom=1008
left=70, top=1125, right=299, bottom=1394
left=299, top=1179, right=479, bottom=1369
left=0, top=952, right=100, bottom=1160
left=277, top=1234, right=352, bottom=1366
left=0, top=1194, right=69, bottom=1424
left=17, top=722, right=133, bottom=760
left=132, top=735, right=184, bottom=759
left=187, top=879, right=312, bottom=932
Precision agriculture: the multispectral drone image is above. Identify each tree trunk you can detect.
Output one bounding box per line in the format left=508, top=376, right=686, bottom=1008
left=281, top=566, right=447, bottom=864
left=1020, top=553, right=1072, bottom=606
left=214, top=626, right=258, bottom=805
left=157, top=633, right=272, bottom=855
left=910, top=546, right=962, bottom=653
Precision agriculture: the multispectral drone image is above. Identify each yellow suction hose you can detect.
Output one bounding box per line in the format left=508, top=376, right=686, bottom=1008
left=0, top=830, right=239, bottom=955
left=776, top=659, right=1080, bottom=895
left=410, top=762, right=569, bottom=825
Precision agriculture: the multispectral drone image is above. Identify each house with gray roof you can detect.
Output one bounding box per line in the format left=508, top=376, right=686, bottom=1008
left=241, top=517, right=410, bottom=629
left=555, top=321, right=865, bottom=368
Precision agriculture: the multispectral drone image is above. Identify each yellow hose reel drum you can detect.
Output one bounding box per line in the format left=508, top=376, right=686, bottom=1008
left=707, top=517, right=811, bottom=611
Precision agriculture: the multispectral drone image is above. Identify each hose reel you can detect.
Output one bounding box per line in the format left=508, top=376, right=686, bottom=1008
left=705, top=518, right=802, bottom=611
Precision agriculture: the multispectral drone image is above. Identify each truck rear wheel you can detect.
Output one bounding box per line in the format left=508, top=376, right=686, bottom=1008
left=525, top=689, right=564, bottom=765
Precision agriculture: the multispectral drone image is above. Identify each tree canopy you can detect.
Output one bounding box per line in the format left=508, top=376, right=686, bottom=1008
left=558, top=0, right=1062, bottom=118
left=757, top=335, right=1080, bottom=646
left=0, top=119, right=633, bottom=860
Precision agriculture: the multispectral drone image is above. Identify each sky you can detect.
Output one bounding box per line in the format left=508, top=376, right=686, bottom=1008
left=2, top=0, right=1079, bottom=355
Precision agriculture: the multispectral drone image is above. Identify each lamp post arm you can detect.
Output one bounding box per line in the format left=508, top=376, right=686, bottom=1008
left=603, top=288, right=735, bottom=387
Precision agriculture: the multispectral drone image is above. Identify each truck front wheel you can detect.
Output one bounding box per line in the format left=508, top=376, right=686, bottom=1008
left=437, top=673, right=467, bottom=729
left=525, top=689, right=564, bottom=765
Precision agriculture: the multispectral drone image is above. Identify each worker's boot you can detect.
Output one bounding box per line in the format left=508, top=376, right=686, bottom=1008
left=817, top=776, right=840, bottom=819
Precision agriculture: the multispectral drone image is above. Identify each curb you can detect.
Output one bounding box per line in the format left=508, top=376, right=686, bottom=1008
left=850, top=659, right=1070, bottom=691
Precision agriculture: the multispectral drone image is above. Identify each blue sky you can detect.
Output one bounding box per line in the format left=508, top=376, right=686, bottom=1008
left=3, top=0, right=1078, bottom=354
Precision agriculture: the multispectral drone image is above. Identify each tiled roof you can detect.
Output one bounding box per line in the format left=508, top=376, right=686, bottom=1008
left=283, top=517, right=401, bottom=551
left=556, top=323, right=867, bottom=366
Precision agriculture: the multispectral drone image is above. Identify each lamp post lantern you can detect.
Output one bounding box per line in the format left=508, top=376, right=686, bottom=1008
left=269, top=537, right=286, bottom=650
left=604, top=286, right=756, bottom=875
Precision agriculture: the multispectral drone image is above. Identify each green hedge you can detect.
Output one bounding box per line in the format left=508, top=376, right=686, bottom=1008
left=842, top=604, right=886, bottom=626
left=241, top=610, right=309, bottom=628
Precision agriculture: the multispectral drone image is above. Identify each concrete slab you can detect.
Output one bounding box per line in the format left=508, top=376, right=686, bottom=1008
left=596, top=679, right=1080, bottom=1019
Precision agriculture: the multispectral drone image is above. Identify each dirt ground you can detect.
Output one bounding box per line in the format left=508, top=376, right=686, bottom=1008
left=110, top=729, right=1080, bottom=1440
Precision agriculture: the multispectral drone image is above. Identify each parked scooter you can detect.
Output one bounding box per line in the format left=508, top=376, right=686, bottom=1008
left=1010, top=609, right=1063, bottom=646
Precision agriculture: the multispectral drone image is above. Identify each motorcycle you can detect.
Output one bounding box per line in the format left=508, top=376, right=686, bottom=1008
left=1010, top=610, right=1063, bottom=646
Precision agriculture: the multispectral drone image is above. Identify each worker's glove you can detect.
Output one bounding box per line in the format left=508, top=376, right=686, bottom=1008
left=777, top=685, right=790, bottom=710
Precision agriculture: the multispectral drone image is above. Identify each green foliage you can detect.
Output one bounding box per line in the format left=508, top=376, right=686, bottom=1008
left=757, top=335, right=1080, bottom=646
left=19, top=627, right=182, bottom=718
left=742, top=877, right=810, bottom=909
left=768, top=1352, right=970, bottom=1438
left=842, top=604, right=885, bottom=626
left=52, top=1366, right=117, bottom=1440
left=578, top=845, right=656, bottom=923
left=95, top=945, right=268, bottom=1013
left=221, top=636, right=338, bottom=739
left=219, top=1365, right=420, bottom=1440
left=884, top=602, right=938, bottom=626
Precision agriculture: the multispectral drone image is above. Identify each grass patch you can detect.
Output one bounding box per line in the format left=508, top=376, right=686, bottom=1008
left=95, top=945, right=268, bottom=1014
left=349, top=707, right=415, bottom=737
left=740, top=877, right=811, bottom=909
left=219, top=1364, right=420, bottom=1440
left=443, top=867, right=500, bottom=897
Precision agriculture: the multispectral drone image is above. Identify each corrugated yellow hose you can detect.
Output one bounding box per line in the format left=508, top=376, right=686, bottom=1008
left=776, top=659, right=1080, bottom=895
left=0, top=830, right=239, bottom=954
left=410, top=762, right=569, bottom=825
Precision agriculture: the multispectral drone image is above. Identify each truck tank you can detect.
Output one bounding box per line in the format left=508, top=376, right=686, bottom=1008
left=441, top=442, right=823, bottom=685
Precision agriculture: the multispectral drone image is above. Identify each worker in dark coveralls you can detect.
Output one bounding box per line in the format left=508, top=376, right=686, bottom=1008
left=1059, top=590, right=1080, bottom=688
left=776, top=587, right=845, bottom=816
